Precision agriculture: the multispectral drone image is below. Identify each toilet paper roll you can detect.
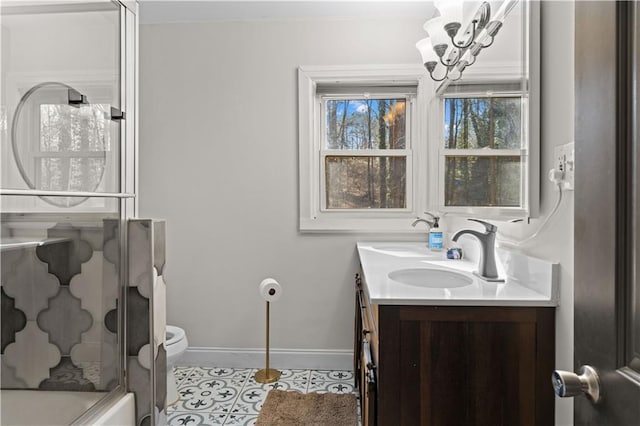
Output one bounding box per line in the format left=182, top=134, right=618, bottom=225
left=259, top=278, right=282, bottom=302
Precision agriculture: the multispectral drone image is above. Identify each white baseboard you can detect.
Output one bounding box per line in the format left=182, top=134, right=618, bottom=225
left=181, top=347, right=353, bottom=371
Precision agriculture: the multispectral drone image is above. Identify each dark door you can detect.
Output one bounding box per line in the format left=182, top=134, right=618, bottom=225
left=568, top=1, right=640, bottom=424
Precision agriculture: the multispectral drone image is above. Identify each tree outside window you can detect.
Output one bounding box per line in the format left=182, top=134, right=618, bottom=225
left=323, top=97, right=409, bottom=210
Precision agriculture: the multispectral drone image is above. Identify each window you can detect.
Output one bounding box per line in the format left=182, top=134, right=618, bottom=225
left=442, top=95, right=523, bottom=207
left=299, top=65, right=432, bottom=232
left=299, top=67, right=537, bottom=232
left=38, top=103, right=110, bottom=193
left=321, top=97, right=410, bottom=210
left=11, top=81, right=120, bottom=211
left=433, top=80, right=536, bottom=218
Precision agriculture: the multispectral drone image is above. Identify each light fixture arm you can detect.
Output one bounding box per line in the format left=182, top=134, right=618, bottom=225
left=439, top=54, right=456, bottom=68
left=447, top=20, right=478, bottom=49
left=433, top=43, right=451, bottom=67
left=478, top=21, right=503, bottom=48
left=425, top=62, right=450, bottom=82
left=447, top=67, right=464, bottom=82
left=478, top=35, right=496, bottom=48
left=416, top=0, right=505, bottom=84
left=446, top=1, right=492, bottom=50
left=435, top=44, right=462, bottom=68
left=458, top=53, right=477, bottom=70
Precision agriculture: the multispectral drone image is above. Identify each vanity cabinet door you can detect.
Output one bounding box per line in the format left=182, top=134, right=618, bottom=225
left=377, top=305, right=554, bottom=426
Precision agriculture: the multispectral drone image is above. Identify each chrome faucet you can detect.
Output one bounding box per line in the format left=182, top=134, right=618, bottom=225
left=411, top=212, right=438, bottom=229
left=452, top=219, right=504, bottom=282
left=411, top=218, right=434, bottom=228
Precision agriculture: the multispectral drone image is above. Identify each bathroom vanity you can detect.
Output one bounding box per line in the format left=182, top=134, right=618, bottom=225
left=355, top=242, right=558, bottom=426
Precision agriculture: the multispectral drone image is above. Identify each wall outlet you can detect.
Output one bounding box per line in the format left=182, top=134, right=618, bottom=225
left=553, top=142, right=575, bottom=190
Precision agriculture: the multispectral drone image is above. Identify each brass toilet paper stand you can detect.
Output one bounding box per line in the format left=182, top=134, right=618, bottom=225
left=254, top=297, right=281, bottom=384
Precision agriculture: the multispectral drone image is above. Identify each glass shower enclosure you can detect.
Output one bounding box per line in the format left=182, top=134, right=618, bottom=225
left=0, top=1, right=137, bottom=424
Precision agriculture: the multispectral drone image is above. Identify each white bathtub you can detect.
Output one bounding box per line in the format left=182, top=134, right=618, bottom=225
left=0, top=390, right=135, bottom=425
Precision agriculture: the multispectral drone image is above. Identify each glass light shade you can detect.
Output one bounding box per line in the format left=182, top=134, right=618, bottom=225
left=434, top=0, right=464, bottom=26
left=415, top=37, right=438, bottom=64
left=462, top=0, right=485, bottom=26
left=423, top=16, right=450, bottom=48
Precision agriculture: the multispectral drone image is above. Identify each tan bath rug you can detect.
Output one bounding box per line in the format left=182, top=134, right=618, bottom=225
left=256, top=389, right=358, bottom=425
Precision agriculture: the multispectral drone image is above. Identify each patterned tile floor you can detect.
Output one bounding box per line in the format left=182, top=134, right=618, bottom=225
left=167, top=366, right=357, bottom=426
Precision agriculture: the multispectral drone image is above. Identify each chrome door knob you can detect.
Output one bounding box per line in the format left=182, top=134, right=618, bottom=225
left=552, top=365, right=600, bottom=403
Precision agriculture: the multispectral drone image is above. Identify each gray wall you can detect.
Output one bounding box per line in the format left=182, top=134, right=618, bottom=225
left=139, top=16, right=430, bottom=351
left=139, top=5, right=574, bottom=424
left=539, top=2, right=574, bottom=424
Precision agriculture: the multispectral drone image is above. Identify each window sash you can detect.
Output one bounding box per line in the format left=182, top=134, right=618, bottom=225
left=32, top=152, right=106, bottom=158
left=318, top=94, right=413, bottom=213
left=442, top=95, right=525, bottom=150
left=437, top=91, right=529, bottom=215
left=318, top=149, right=413, bottom=215
left=319, top=94, right=413, bottom=151
left=440, top=91, right=524, bottom=99
left=438, top=152, right=528, bottom=213
left=440, top=148, right=524, bottom=157
left=322, top=149, right=410, bottom=157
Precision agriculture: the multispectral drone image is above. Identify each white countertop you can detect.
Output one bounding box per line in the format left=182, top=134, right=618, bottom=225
left=357, top=242, right=559, bottom=307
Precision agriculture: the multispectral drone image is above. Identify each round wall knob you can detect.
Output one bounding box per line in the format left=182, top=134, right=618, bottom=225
left=552, top=365, right=600, bottom=403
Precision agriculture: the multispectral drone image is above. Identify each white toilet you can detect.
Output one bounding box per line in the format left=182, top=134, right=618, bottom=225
left=166, top=325, right=188, bottom=407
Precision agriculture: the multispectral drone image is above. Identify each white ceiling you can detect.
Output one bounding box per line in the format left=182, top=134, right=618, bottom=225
left=138, top=1, right=436, bottom=24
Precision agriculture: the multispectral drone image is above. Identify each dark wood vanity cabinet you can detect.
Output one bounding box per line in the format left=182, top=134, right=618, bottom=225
left=354, top=273, right=555, bottom=426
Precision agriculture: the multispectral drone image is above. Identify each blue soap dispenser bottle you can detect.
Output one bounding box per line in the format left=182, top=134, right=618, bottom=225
left=428, top=217, right=444, bottom=251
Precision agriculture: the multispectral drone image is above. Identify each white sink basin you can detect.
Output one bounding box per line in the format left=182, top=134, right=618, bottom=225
left=388, top=268, right=473, bottom=288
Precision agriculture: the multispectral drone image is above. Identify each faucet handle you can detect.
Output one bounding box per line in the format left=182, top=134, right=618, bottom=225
left=468, top=218, right=497, bottom=233
left=423, top=211, right=439, bottom=221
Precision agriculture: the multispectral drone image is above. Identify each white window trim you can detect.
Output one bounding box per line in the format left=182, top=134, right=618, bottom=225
left=298, top=64, right=434, bottom=233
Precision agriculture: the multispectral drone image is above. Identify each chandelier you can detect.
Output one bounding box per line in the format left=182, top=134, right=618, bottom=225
left=416, top=0, right=518, bottom=82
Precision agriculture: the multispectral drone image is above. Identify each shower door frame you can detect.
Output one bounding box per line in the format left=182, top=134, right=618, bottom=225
left=72, top=2, right=139, bottom=423
left=0, top=0, right=138, bottom=423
